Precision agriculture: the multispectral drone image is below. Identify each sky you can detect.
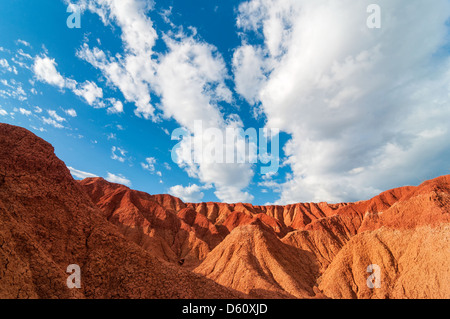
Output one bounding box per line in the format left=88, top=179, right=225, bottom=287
left=0, top=0, right=449, bottom=205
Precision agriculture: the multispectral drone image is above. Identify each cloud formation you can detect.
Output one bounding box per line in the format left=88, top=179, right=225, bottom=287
left=33, top=56, right=67, bottom=89
left=76, top=0, right=256, bottom=203
left=68, top=166, right=98, bottom=179
left=28, top=0, right=450, bottom=204
left=169, top=184, right=212, bottom=203
left=106, top=172, right=132, bottom=186
left=234, top=0, right=450, bottom=203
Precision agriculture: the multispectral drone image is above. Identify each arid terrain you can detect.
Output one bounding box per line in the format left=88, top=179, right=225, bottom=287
left=0, top=123, right=448, bottom=299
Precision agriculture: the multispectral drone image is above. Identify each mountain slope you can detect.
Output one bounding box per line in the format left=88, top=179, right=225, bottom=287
left=79, top=177, right=224, bottom=268
left=318, top=224, right=450, bottom=299
left=1, top=122, right=448, bottom=299
left=0, top=123, right=243, bottom=299
left=317, top=176, right=450, bottom=299
left=194, top=221, right=322, bottom=299
left=79, top=169, right=450, bottom=299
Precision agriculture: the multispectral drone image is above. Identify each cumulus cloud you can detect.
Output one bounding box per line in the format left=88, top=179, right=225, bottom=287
left=75, top=0, right=158, bottom=119
left=141, top=157, right=155, bottom=171
left=0, top=59, right=17, bottom=74
left=235, top=0, right=450, bottom=203
left=17, top=39, right=31, bottom=47
left=48, top=110, right=66, bottom=122
left=106, top=172, right=132, bottom=186
left=111, top=146, right=127, bottom=162
left=75, top=0, right=256, bottom=203
left=42, top=117, right=64, bottom=129
left=68, top=166, right=98, bottom=179
left=0, top=79, right=27, bottom=101
left=141, top=157, right=163, bottom=178
left=73, top=80, right=103, bottom=107
left=107, top=98, right=124, bottom=114
left=232, top=45, right=266, bottom=105
left=33, top=56, right=66, bottom=88
left=65, top=108, right=77, bottom=117
left=156, top=36, right=231, bottom=129
left=19, top=108, right=32, bottom=116
left=32, top=55, right=110, bottom=111
left=42, top=110, right=66, bottom=129
left=156, top=35, right=255, bottom=202
left=168, top=184, right=212, bottom=203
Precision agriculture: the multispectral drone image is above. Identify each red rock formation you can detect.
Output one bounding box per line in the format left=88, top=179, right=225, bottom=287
left=79, top=169, right=450, bottom=299
left=0, top=123, right=243, bottom=299
left=194, top=221, right=322, bottom=299
left=79, top=178, right=225, bottom=268
left=1, top=123, right=448, bottom=299
left=318, top=225, right=450, bottom=299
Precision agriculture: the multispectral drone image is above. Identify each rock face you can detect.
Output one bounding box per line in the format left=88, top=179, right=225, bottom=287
left=0, top=123, right=243, bottom=299
left=1, top=123, right=449, bottom=299
left=194, top=221, right=321, bottom=299
left=318, top=225, right=450, bottom=299
left=78, top=177, right=224, bottom=268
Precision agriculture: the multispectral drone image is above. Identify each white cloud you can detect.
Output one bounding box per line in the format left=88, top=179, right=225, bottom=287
left=17, top=49, right=33, bottom=60
left=73, top=80, right=103, bottom=107
left=31, top=126, right=46, bottom=132
left=141, top=157, right=156, bottom=172
left=168, top=184, right=211, bottom=202
left=106, top=172, right=132, bottom=186
left=111, top=146, right=127, bottom=162
left=33, top=56, right=66, bottom=88
left=232, top=45, right=266, bottom=104
left=107, top=133, right=116, bottom=140
left=19, top=108, right=32, bottom=116
left=42, top=110, right=66, bottom=128
left=33, top=55, right=109, bottom=110
left=0, top=59, right=16, bottom=74
left=17, top=39, right=31, bottom=47
left=42, top=117, right=64, bottom=129
left=68, top=166, right=98, bottom=179
left=235, top=0, right=450, bottom=203
left=65, top=108, right=77, bottom=117
left=0, top=108, right=7, bottom=116
left=107, top=98, right=124, bottom=114
left=34, top=106, right=42, bottom=113
left=76, top=0, right=158, bottom=119
left=76, top=0, right=255, bottom=203
left=156, top=36, right=231, bottom=129
left=0, top=79, right=27, bottom=101
left=157, top=36, right=254, bottom=203
left=48, top=110, right=66, bottom=122
left=141, top=157, right=163, bottom=176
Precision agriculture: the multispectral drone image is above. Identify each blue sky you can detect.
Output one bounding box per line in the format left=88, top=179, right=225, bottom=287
left=0, top=0, right=449, bottom=205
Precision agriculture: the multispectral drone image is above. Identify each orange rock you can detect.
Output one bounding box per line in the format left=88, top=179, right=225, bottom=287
left=0, top=123, right=243, bottom=299
left=1, top=122, right=449, bottom=299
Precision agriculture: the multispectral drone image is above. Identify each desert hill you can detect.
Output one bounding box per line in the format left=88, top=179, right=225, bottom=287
left=0, top=122, right=448, bottom=299
left=194, top=221, right=322, bottom=299
left=0, top=123, right=243, bottom=299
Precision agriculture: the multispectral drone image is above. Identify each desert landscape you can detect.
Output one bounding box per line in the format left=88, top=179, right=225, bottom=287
left=0, top=123, right=448, bottom=299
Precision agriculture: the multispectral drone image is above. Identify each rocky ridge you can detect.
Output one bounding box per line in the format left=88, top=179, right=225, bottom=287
left=1, top=122, right=448, bottom=299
